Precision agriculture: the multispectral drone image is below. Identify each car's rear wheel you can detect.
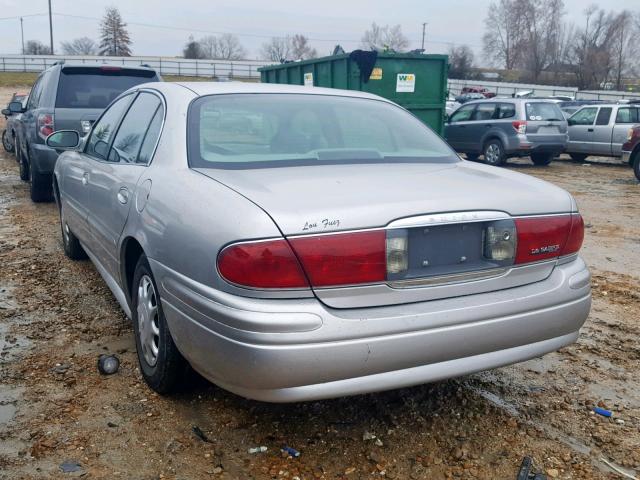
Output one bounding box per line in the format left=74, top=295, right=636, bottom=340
left=132, top=255, right=189, bottom=394
left=483, top=139, right=506, bottom=166
left=634, top=154, right=640, bottom=182
left=29, top=167, right=53, bottom=203
left=569, top=153, right=588, bottom=162
left=2, top=130, right=14, bottom=153
left=531, top=153, right=553, bottom=166
left=59, top=203, right=87, bottom=260
left=17, top=145, right=29, bottom=181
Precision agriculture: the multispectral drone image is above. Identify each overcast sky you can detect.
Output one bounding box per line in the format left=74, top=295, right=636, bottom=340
left=0, top=0, right=638, bottom=61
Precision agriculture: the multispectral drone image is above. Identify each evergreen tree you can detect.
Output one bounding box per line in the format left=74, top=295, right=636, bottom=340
left=99, top=7, right=132, bottom=56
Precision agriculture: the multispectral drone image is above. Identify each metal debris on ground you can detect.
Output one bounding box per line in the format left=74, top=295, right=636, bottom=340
left=97, top=354, right=120, bottom=375
left=281, top=446, right=300, bottom=457
left=59, top=460, right=82, bottom=473
left=192, top=425, right=211, bottom=443
left=516, top=456, right=547, bottom=480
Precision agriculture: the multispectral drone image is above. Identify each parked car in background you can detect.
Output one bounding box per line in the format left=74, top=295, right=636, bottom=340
left=9, top=62, right=160, bottom=201
left=455, top=92, right=486, bottom=104
left=565, top=103, right=640, bottom=163
left=2, top=92, right=28, bottom=154
left=446, top=97, right=461, bottom=116
left=50, top=82, right=589, bottom=402
left=444, top=98, right=568, bottom=166
left=622, top=125, right=640, bottom=181
left=461, top=86, right=496, bottom=98
left=557, top=100, right=605, bottom=119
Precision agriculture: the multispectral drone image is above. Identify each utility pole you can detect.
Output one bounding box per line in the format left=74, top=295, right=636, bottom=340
left=48, top=0, right=54, bottom=55
left=421, top=22, right=427, bottom=52
left=20, top=17, right=25, bottom=54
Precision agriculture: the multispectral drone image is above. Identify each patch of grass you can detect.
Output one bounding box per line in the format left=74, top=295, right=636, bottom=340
left=0, top=72, right=38, bottom=88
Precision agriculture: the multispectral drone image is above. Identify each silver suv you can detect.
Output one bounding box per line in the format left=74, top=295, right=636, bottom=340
left=444, top=99, right=568, bottom=166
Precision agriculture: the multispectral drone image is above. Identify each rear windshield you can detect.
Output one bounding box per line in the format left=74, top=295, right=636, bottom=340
left=55, top=68, right=158, bottom=109
left=525, top=102, right=564, bottom=122
left=188, top=94, right=457, bottom=169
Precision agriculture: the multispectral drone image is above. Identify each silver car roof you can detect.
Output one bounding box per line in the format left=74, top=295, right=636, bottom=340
left=146, top=81, right=392, bottom=102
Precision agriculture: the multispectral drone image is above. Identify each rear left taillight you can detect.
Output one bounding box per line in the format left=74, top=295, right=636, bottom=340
left=514, top=213, right=584, bottom=264
left=217, top=239, right=309, bottom=289
left=37, top=113, right=54, bottom=140
left=512, top=120, right=527, bottom=134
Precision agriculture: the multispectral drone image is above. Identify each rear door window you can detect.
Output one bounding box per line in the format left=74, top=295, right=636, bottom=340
left=108, top=92, right=163, bottom=164
left=570, top=107, right=597, bottom=125
left=56, top=67, right=158, bottom=109
left=525, top=103, right=564, bottom=121
left=472, top=103, right=497, bottom=121
left=496, top=103, right=515, bottom=119
left=595, top=107, right=612, bottom=126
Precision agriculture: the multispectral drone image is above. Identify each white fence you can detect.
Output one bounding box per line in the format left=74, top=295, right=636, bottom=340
left=448, top=78, right=640, bottom=102
left=0, top=54, right=270, bottom=79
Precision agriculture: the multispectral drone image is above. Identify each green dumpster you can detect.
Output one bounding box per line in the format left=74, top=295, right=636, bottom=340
left=259, top=52, right=448, bottom=135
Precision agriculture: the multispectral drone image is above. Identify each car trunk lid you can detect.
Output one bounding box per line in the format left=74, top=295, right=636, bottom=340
left=197, top=161, right=573, bottom=308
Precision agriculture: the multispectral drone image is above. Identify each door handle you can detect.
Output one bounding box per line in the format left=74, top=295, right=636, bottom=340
left=82, top=172, right=89, bottom=186
left=117, top=187, right=129, bottom=205
left=587, top=128, right=594, bottom=132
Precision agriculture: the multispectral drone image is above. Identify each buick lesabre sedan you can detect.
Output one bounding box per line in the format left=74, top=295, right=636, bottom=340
left=49, top=83, right=591, bottom=402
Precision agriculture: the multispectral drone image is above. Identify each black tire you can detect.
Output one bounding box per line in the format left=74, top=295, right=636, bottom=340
left=634, top=154, right=640, bottom=182
left=483, top=139, right=506, bottom=166
left=531, top=153, right=553, bottom=166
left=17, top=145, right=29, bottom=181
left=2, top=130, right=14, bottom=153
left=28, top=156, right=53, bottom=202
left=59, top=203, right=87, bottom=260
left=569, top=153, right=588, bottom=162
left=465, top=153, right=480, bottom=161
left=132, top=255, right=189, bottom=394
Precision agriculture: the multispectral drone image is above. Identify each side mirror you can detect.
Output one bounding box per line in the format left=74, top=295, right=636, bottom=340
left=1, top=108, right=11, bottom=116
left=567, top=118, right=575, bottom=126
left=8, top=101, right=24, bottom=113
left=46, top=130, right=81, bottom=150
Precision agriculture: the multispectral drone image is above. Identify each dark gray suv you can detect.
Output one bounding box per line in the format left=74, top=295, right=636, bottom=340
left=10, top=62, right=160, bottom=201
left=444, top=99, right=568, bottom=166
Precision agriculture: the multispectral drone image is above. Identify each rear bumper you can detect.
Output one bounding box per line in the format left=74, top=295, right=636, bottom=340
left=29, top=143, right=59, bottom=175
left=153, top=257, right=591, bottom=402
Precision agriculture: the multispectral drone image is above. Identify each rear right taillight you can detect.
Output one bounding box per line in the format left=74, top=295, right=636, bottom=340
left=512, top=120, right=527, bottom=134
left=514, top=213, right=584, bottom=264
left=37, top=113, right=54, bottom=140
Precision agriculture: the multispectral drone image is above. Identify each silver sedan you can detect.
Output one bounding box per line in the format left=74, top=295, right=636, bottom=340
left=49, top=82, right=591, bottom=402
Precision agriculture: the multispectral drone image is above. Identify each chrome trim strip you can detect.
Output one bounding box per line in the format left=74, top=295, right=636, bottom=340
left=387, top=210, right=510, bottom=229
left=387, top=267, right=509, bottom=289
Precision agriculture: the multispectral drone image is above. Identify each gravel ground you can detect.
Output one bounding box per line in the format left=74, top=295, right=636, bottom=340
left=0, top=87, right=639, bottom=480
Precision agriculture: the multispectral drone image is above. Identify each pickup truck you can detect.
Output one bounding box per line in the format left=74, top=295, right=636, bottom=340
left=622, top=124, right=640, bottom=181
left=565, top=103, right=640, bottom=163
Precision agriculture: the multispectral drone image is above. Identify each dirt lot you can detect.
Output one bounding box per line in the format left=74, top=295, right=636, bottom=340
left=0, top=85, right=638, bottom=480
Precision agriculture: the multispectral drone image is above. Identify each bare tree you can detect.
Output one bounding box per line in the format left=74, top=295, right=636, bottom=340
left=99, top=7, right=132, bottom=56
left=24, top=40, right=51, bottom=55
left=610, top=11, right=638, bottom=90
left=448, top=45, right=475, bottom=79
left=61, top=37, right=97, bottom=55
left=482, top=0, right=525, bottom=69
left=183, top=35, right=205, bottom=59
left=361, top=23, right=409, bottom=52
left=197, top=34, right=246, bottom=60
left=291, top=34, right=317, bottom=60
left=260, top=37, right=292, bottom=62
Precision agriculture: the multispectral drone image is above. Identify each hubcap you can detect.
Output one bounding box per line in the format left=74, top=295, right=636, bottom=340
left=137, top=275, right=160, bottom=367
left=486, top=144, right=500, bottom=163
